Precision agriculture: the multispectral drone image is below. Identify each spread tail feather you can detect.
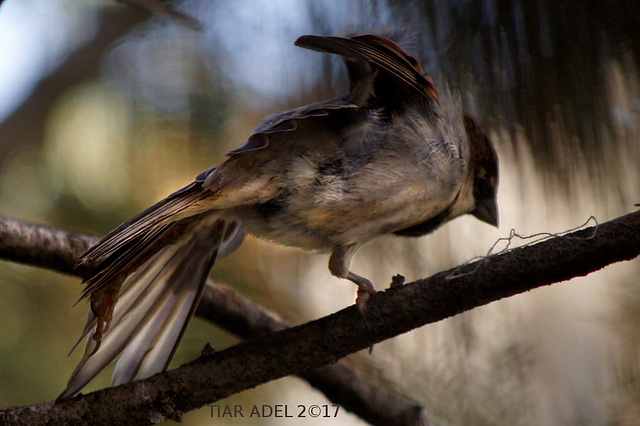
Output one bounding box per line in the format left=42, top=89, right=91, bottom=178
left=58, top=214, right=244, bottom=400
left=75, top=180, right=212, bottom=300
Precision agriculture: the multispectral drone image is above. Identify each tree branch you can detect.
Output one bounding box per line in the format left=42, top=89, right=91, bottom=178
left=1, top=211, right=639, bottom=424
left=196, top=283, right=428, bottom=425
left=0, top=214, right=429, bottom=425
left=0, top=215, right=95, bottom=275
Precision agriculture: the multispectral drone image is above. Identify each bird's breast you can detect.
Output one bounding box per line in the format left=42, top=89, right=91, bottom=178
left=233, top=140, right=467, bottom=251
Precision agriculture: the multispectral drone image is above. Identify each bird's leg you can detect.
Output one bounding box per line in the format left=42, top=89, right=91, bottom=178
left=329, top=244, right=377, bottom=313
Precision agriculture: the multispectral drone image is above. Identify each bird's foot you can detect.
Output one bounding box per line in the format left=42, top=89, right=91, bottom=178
left=89, top=286, right=119, bottom=354
left=348, top=272, right=376, bottom=318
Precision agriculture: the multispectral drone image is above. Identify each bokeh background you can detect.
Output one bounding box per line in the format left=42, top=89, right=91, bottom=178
left=0, top=0, right=639, bottom=424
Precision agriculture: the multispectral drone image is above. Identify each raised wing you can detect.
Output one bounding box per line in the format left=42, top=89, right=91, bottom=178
left=295, top=34, right=439, bottom=107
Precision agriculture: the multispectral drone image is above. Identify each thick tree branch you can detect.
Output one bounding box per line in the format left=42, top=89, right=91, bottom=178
left=1, top=211, right=639, bottom=424
left=196, top=283, right=428, bottom=426
left=0, top=215, right=96, bottom=275
left=0, top=214, right=428, bottom=425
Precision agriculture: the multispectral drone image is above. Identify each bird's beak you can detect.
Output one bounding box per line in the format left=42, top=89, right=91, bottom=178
left=472, top=197, right=499, bottom=227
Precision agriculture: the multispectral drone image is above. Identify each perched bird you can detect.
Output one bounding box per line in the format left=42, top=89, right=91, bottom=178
left=58, top=33, right=499, bottom=400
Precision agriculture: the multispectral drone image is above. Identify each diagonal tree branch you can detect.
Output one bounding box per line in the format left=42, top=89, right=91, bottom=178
left=195, top=283, right=428, bottom=426
left=0, top=213, right=429, bottom=425
left=1, top=210, right=639, bottom=424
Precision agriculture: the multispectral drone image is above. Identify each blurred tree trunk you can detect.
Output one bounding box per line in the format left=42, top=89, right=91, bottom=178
left=0, top=5, right=150, bottom=168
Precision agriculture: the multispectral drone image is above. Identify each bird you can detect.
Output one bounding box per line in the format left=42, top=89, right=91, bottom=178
left=58, top=33, right=499, bottom=400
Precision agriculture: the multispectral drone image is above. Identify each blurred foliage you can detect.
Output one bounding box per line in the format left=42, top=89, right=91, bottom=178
left=0, top=0, right=639, bottom=425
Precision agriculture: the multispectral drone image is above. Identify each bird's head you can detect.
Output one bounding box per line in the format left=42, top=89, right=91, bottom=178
left=464, top=112, right=499, bottom=227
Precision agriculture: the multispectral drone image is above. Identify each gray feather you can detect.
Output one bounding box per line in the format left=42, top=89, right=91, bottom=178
left=58, top=217, right=241, bottom=400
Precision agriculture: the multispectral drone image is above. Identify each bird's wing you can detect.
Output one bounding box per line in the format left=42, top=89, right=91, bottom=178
left=295, top=34, right=439, bottom=106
